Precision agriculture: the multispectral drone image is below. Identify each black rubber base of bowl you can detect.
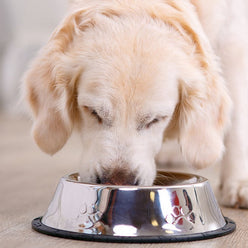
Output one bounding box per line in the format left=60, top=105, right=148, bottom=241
left=32, top=217, right=235, bottom=243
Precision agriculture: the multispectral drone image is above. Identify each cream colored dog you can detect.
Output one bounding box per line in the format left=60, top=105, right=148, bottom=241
left=23, top=0, right=248, bottom=208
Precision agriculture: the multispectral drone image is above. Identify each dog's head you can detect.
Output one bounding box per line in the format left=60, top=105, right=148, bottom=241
left=23, top=2, right=231, bottom=185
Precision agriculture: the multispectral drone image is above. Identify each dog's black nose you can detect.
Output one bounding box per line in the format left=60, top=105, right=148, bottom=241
left=96, top=168, right=138, bottom=185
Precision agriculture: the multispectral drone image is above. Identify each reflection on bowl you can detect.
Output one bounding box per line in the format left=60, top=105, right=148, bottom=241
left=32, top=171, right=235, bottom=243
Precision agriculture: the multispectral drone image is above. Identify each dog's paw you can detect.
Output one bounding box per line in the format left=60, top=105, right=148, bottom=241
left=219, top=180, right=248, bottom=208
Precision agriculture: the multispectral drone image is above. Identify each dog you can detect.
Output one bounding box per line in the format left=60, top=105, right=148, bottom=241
left=23, top=0, right=248, bottom=208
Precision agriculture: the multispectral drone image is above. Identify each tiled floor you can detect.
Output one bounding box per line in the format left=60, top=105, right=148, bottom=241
left=1, top=113, right=248, bottom=248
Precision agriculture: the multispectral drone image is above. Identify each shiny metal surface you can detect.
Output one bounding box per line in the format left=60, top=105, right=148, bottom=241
left=41, top=171, right=226, bottom=237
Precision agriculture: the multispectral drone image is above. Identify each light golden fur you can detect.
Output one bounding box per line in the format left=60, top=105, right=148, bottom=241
left=24, top=0, right=248, bottom=207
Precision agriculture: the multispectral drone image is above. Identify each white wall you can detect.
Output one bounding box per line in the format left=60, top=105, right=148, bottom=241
left=0, top=0, right=68, bottom=113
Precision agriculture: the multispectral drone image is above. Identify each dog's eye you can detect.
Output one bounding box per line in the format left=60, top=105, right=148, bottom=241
left=146, top=118, right=159, bottom=129
left=91, top=109, right=102, bottom=123
left=138, top=115, right=167, bottom=130
left=83, top=106, right=102, bottom=123
left=145, top=116, right=168, bottom=129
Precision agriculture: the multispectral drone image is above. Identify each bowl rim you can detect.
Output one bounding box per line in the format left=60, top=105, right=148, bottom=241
left=63, top=170, right=208, bottom=190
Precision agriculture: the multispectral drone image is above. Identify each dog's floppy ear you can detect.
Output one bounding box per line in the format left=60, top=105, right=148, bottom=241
left=157, top=2, right=232, bottom=168
left=23, top=9, right=93, bottom=154
left=178, top=75, right=231, bottom=169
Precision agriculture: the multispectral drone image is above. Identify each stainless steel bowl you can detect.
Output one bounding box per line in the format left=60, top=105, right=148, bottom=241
left=32, top=171, right=235, bottom=243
